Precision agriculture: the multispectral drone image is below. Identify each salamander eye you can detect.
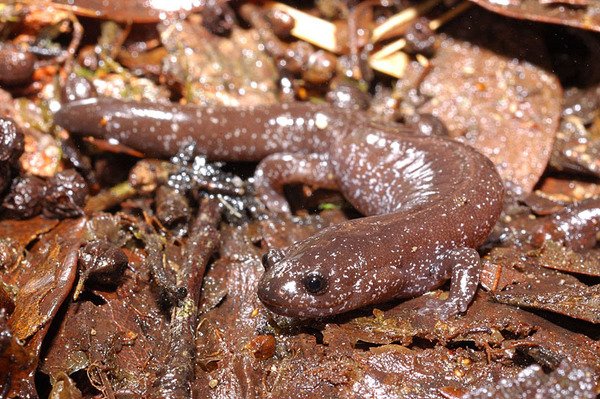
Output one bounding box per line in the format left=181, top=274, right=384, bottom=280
left=302, top=272, right=328, bottom=295
left=262, top=249, right=285, bottom=271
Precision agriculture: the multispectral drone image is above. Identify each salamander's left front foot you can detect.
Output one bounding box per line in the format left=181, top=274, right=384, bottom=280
left=418, top=247, right=481, bottom=319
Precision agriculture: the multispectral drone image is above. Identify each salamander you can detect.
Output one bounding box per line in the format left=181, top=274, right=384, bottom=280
left=54, top=97, right=504, bottom=318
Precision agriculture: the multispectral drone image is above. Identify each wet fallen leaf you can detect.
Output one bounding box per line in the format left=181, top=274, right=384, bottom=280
left=463, top=361, right=597, bottom=399
left=47, top=372, right=83, bottom=399
left=8, top=218, right=86, bottom=341
left=550, top=117, right=600, bottom=178
left=41, top=216, right=170, bottom=396
left=160, top=20, right=278, bottom=106
left=4, top=218, right=86, bottom=397
left=469, top=0, right=600, bottom=33
left=0, top=309, right=35, bottom=397
left=495, top=284, right=600, bottom=324
left=480, top=249, right=529, bottom=291
left=40, top=290, right=169, bottom=396
left=483, top=248, right=600, bottom=323
left=325, top=291, right=600, bottom=371
left=417, top=34, right=561, bottom=195
left=537, top=177, right=600, bottom=201
left=245, top=334, right=276, bottom=360
left=534, top=240, right=600, bottom=277
left=0, top=216, right=59, bottom=278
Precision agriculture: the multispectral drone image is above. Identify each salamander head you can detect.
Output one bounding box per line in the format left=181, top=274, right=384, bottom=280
left=258, top=249, right=342, bottom=317
left=257, top=232, right=369, bottom=318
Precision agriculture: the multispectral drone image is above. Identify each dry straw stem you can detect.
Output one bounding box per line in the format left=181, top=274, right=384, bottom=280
left=371, top=1, right=474, bottom=59
left=265, top=1, right=340, bottom=53
left=429, top=1, right=473, bottom=30
left=265, top=1, right=472, bottom=78
left=368, top=51, right=410, bottom=78
left=371, top=0, right=441, bottom=43
left=369, top=1, right=473, bottom=77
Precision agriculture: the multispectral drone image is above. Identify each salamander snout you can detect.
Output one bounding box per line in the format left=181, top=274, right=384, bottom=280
left=261, top=251, right=331, bottom=296
left=257, top=249, right=349, bottom=317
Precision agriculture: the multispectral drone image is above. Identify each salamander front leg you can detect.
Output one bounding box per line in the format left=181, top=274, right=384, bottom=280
left=254, top=153, right=338, bottom=213
left=420, top=247, right=481, bottom=319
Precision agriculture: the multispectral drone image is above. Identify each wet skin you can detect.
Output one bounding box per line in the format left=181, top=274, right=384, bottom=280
left=55, top=98, right=505, bottom=318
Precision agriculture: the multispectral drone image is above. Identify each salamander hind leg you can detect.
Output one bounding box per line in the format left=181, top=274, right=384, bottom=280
left=419, top=247, right=481, bottom=319
left=253, top=153, right=338, bottom=214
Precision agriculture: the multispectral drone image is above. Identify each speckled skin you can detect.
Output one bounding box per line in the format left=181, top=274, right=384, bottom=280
left=55, top=98, right=353, bottom=160
left=55, top=97, right=504, bottom=318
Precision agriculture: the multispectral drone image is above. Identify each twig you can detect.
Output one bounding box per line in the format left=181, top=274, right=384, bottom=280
left=368, top=51, right=409, bottom=78
left=368, top=2, right=472, bottom=78
left=371, top=0, right=441, bottom=43
left=428, top=1, right=473, bottom=30
left=264, top=1, right=472, bottom=78
left=370, top=38, right=407, bottom=60
left=265, top=1, right=339, bottom=53
left=35, top=12, right=83, bottom=67
left=150, top=197, right=222, bottom=398
left=84, top=181, right=136, bottom=213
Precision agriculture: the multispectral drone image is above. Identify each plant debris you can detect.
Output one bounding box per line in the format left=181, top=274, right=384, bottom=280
left=0, top=1, right=598, bottom=398
left=415, top=9, right=562, bottom=195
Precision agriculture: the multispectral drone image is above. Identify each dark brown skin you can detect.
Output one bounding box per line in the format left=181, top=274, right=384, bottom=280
left=55, top=97, right=505, bottom=318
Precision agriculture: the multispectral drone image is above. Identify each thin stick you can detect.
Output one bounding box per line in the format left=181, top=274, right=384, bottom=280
left=368, top=51, right=409, bottom=78
left=369, top=2, right=472, bottom=77
left=370, top=38, right=407, bottom=60
left=150, top=198, right=222, bottom=398
left=265, top=1, right=339, bottom=53
left=429, top=1, right=473, bottom=30
left=371, top=0, right=441, bottom=43
left=265, top=1, right=472, bottom=78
